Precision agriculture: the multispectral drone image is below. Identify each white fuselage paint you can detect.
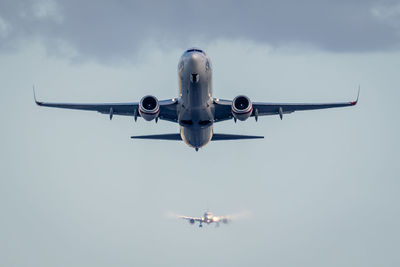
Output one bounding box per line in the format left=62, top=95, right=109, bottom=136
left=204, top=212, right=214, bottom=223
left=178, top=50, right=214, bottom=149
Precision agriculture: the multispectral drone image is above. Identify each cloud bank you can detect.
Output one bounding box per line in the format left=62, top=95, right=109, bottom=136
left=1, top=0, right=400, bottom=61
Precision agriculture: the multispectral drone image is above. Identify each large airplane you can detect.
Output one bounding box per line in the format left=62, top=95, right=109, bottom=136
left=178, top=211, right=231, bottom=228
left=35, top=47, right=359, bottom=151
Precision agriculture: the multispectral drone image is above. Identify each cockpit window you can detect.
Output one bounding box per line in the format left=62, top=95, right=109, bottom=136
left=199, top=120, right=211, bottom=126
left=185, top=48, right=206, bottom=55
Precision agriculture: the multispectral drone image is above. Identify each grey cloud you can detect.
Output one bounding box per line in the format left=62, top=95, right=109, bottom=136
left=1, top=0, right=400, bottom=61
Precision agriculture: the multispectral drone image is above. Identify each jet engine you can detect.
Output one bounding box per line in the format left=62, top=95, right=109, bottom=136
left=189, top=219, right=195, bottom=224
left=222, top=218, right=229, bottom=224
left=139, top=95, right=160, bottom=121
left=231, top=95, right=253, bottom=121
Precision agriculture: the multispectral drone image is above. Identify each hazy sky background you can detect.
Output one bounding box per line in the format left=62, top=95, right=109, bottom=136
left=0, top=1, right=399, bottom=266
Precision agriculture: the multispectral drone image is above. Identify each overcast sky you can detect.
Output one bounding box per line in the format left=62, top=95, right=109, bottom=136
left=0, top=1, right=399, bottom=267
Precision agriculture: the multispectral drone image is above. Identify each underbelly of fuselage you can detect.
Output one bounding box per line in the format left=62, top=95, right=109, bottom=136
left=180, top=125, right=213, bottom=148
left=178, top=49, right=213, bottom=149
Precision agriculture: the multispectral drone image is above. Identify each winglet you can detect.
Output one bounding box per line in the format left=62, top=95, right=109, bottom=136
left=33, top=85, right=42, bottom=106
left=350, top=86, right=360, bottom=106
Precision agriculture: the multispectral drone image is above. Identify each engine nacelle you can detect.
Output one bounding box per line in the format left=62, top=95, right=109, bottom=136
left=189, top=219, right=195, bottom=224
left=222, top=218, right=229, bottom=224
left=231, top=95, right=252, bottom=121
left=139, top=95, right=160, bottom=121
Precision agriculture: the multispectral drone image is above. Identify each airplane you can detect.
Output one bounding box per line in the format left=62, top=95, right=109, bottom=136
left=178, top=211, right=231, bottom=228
left=34, top=47, right=359, bottom=151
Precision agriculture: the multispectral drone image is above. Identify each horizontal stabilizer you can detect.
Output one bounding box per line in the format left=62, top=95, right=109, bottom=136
left=131, top=133, right=264, bottom=141
left=211, top=133, right=264, bottom=141
left=131, top=133, right=182, bottom=140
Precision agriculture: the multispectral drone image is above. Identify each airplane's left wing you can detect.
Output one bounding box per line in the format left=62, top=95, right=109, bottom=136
left=213, top=90, right=359, bottom=122
left=35, top=92, right=179, bottom=122
left=214, top=216, right=230, bottom=223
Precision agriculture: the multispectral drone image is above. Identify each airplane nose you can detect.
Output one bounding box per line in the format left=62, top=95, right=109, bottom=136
left=188, top=53, right=200, bottom=64
left=187, top=53, right=204, bottom=72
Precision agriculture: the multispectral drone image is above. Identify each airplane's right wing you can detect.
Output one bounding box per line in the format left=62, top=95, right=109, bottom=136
left=178, top=215, right=203, bottom=222
left=34, top=90, right=179, bottom=122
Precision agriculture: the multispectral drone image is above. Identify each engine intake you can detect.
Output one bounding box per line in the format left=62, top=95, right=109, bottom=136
left=139, top=95, right=160, bottom=121
left=232, top=95, right=252, bottom=121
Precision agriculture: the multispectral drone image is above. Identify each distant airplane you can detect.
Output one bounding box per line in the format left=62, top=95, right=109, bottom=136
left=35, top=47, right=359, bottom=151
left=178, top=211, right=231, bottom=228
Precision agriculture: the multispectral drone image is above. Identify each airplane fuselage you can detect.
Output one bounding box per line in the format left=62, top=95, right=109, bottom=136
left=203, top=211, right=214, bottom=223
left=178, top=49, right=213, bottom=149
